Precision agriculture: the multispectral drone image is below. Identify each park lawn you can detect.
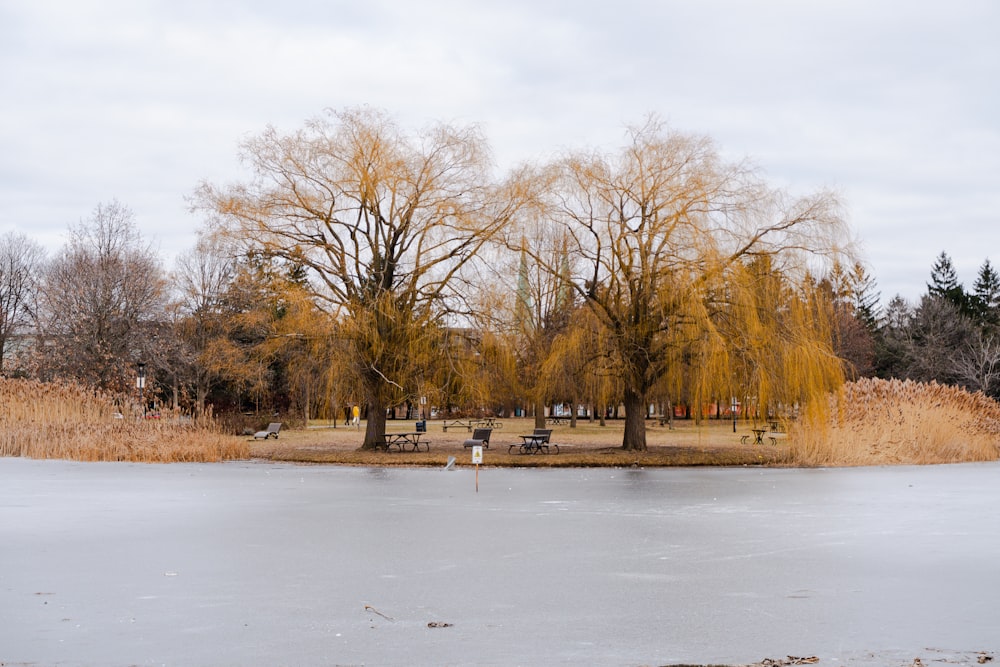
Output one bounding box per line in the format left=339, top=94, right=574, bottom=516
left=251, top=417, right=791, bottom=468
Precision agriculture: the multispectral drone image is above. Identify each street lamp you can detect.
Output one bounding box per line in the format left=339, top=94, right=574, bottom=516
left=137, top=362, right=146, bottom=418
left=731, top=396, right=739, bottom=433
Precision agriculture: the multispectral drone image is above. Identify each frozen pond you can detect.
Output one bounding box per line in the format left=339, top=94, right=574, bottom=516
left=1, top=458, right=998, bottom=666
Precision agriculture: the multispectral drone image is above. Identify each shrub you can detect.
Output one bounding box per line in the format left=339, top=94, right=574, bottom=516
left=0, top=378, right=248, bottom=462
left=791, top=377, right=1000, bottom=466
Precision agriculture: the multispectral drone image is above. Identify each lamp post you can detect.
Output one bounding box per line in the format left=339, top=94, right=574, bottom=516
left=137, top=362, right=146, bottom=418
left=731, top=396, right=739, bottom=433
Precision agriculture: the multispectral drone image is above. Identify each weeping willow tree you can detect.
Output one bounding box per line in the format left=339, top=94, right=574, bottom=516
left=723, top=256, right=845, bottom=423
left=514, top=234, right=577, bottom=427
left=533, top=117, right=851, bottom=451
left=541, top=304, right=620, bottom=426
left=197, top=107, right=527, bottom=448
left=472, top=217, right=579, bottom=427
left=247, top=277, right=355, bottom=427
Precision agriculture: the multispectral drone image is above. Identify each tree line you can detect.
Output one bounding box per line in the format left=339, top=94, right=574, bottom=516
left=0, top=107, right=891, bottom=450
left=864, top=252, right=1000, bottom=397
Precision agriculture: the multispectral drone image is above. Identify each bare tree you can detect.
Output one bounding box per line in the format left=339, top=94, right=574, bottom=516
left=197, top=107, right=527, bottom=448
left=905, top=294, right=975, bottom=386
left=35, top=201, right=165, bottom=391
left=0, top=232, right=45, bottom=374
left=170, top=233, right=239, bottom=414
left=953, top=330, right=1000, bottom=397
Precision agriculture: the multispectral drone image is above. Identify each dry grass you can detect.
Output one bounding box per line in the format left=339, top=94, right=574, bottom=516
left=791, top=377, right=1000, bottom=466
left=253, top=417, right=790, bottom=467
left=10, top=375, right=993, bottom=468
left=0, top=378, right=248, bottom=463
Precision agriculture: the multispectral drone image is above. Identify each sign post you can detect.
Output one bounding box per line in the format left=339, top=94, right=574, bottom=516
left=137, top=362, right=146, bottom=418
left=471, top=445, right=483, bottom=492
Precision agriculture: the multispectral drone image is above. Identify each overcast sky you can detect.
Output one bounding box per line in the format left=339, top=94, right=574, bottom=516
left=2, top=0, right=998, bottom=303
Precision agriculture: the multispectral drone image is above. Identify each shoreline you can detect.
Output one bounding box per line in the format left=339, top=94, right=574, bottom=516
left=250, top=417, right=792, bottom=468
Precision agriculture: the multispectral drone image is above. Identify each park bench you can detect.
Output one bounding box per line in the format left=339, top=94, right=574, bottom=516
left=253, top=422, right=282, bottom=439
left=463, top=428, right=492, bottom=449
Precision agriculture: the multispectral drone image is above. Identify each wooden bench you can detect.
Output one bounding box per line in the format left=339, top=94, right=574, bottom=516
left=253, top=422, right=282, bottom=439
left=463, top=428, right=492, bottom=449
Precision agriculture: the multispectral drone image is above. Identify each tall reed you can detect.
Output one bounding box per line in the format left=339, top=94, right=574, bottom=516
left=791, top=377, right=1000, bottom=466
left=0, top=377, right=248, bottom=462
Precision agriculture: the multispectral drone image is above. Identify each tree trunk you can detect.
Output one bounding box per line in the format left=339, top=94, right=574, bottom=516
left=196, top=384, right=209, bottom=417
left=534, top=396, right=546, bottom=429
left=621, top=386, right=648, bottom=451
left=303, top=381, right=309, bottom=430
left=361, top=400, right=387, bottom=450
left=360, top=376, right=388, bottom=449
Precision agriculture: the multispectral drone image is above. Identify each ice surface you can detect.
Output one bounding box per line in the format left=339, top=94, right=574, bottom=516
left=1, top=458, right=997, bottom=665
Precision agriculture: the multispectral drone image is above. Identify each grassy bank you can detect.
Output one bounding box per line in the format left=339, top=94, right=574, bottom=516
left=252, top=418, right=791, bottom=467
left=7, top=376, right=999, bottom=468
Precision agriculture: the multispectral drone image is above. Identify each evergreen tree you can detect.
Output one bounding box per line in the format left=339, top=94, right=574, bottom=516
left=874, top=294, right=912, bottom=379
left=971, top=258, right=1000, bottom=327
left=927, top=251, right=970, bottom=315
left=848, top=262, right=881, bottom=330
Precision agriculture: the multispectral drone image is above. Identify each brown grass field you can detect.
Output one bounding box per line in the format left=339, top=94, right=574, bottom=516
left=253, top=417, right=792, bottom=468
left=4, top=376, right=1000, bottom=467
left=255, top=379, right=1000, bottom=468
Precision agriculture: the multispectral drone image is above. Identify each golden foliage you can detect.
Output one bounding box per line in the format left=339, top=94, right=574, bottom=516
left=527, top=117, right=850, bottom=450
left=0, top=378, right=247, bottom=462
left=792, top=377, right=1000, bottom=465
left=198, top=107, right=529, bottom=447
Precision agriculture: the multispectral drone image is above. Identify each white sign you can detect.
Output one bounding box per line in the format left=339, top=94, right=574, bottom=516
left=471, top=445, right=483, bottom=465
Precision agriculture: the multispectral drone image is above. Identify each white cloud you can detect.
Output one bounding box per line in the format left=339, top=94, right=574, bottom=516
left=1, top=0, right=998, bottom=303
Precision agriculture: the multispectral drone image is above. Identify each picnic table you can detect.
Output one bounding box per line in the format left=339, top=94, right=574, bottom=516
left=741, top=428, right=772, bottom=445
left=441, top=417, right=503, bottom=431
left=441, top=419, right=474, bottom=432
left=510, top=428, right=559, bottom=455
left=377, top=432, right=430, bottom=452
left=546, top=417, right=568, bottom=425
